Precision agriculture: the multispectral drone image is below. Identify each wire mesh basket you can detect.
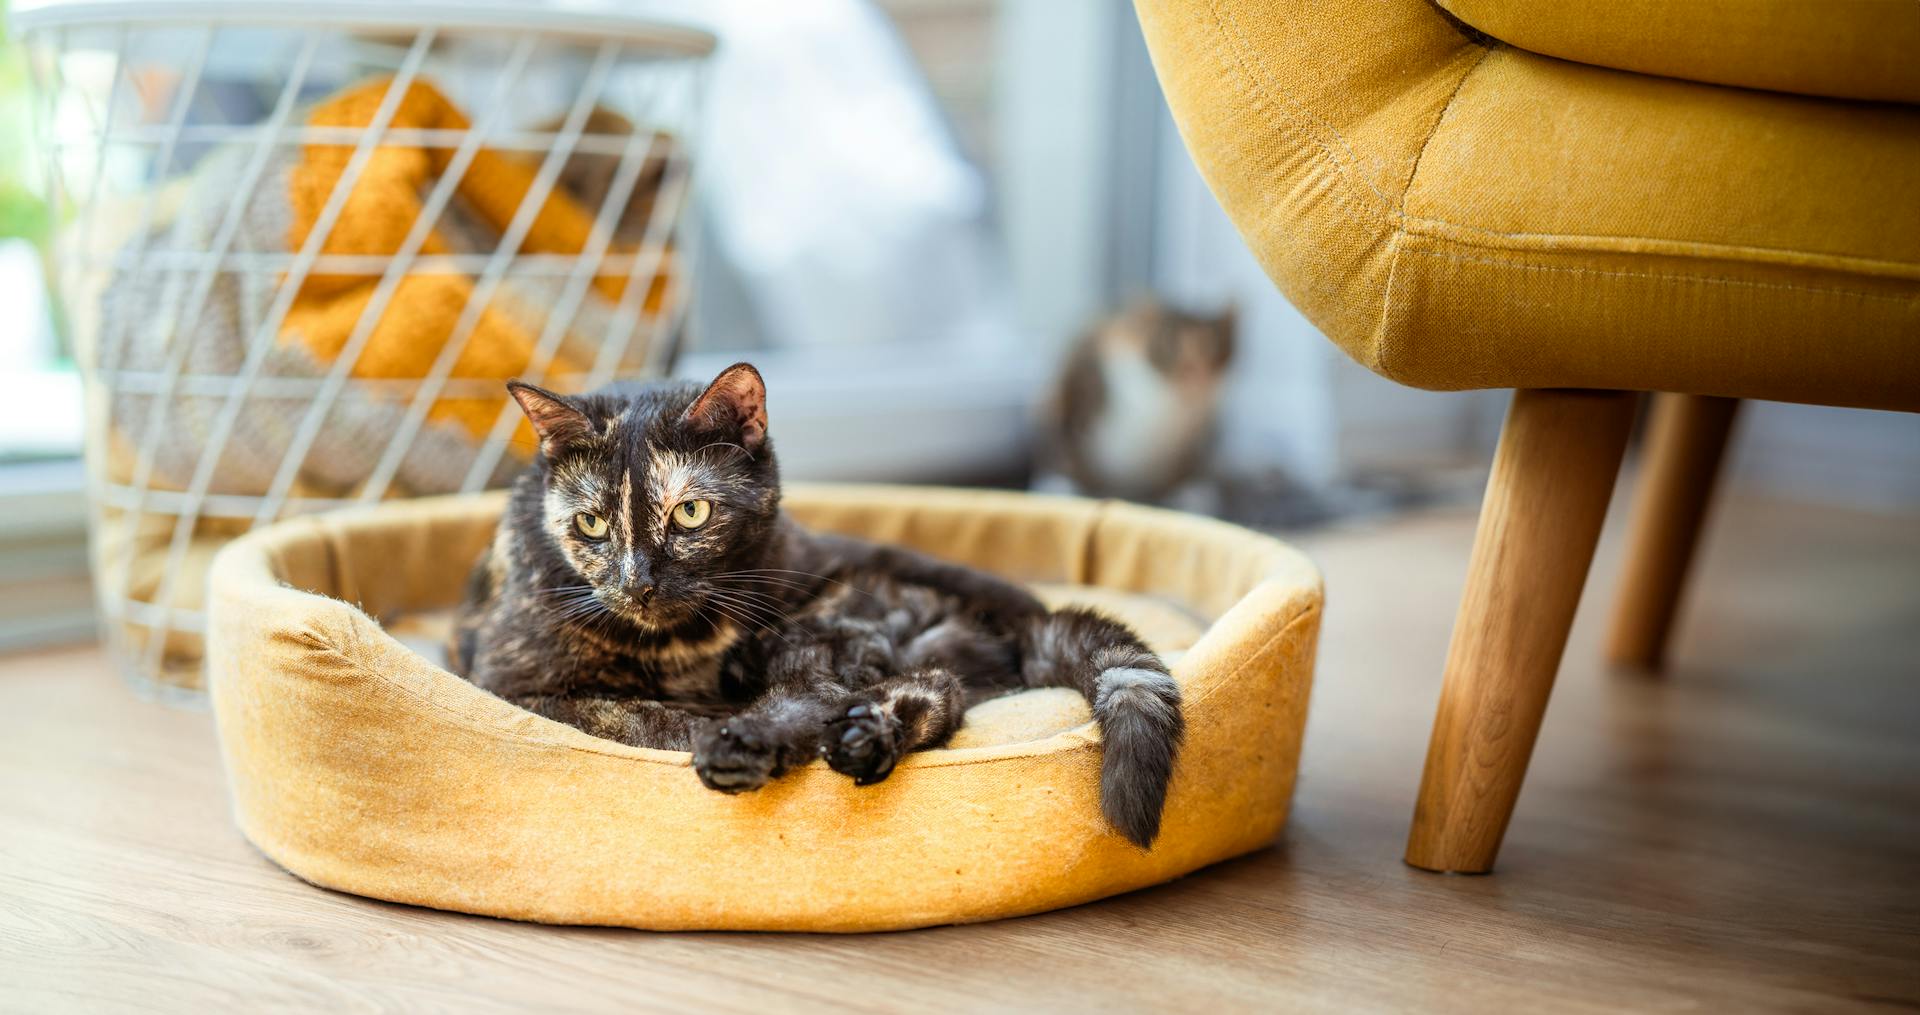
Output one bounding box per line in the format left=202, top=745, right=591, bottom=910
left=19, top=2, right=713, bottom=699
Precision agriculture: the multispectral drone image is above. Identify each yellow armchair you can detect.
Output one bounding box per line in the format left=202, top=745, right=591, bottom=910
left=1135, top=0, right=1919, bottom=872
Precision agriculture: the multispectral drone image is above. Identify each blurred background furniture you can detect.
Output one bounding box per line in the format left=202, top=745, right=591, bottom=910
left=1135, top=0, right=1920, bottom=872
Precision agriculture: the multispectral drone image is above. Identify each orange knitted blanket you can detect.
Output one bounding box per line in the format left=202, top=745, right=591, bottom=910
left=285, top=78, right=673, bottom=443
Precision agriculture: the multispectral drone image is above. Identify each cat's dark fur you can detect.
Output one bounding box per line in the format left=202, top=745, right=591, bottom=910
left=452, top=364, right=1185, bottom=847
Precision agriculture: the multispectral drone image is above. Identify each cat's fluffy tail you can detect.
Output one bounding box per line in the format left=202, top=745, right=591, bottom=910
left=1021, top=609, right=1185, bottom=849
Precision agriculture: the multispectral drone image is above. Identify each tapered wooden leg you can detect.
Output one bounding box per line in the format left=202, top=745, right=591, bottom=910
left=1605, top=394, right=1741, bottom=672
left=1405, top=389, right=1636, bottom=874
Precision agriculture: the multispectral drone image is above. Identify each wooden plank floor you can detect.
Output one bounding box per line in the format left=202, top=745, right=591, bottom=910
left=3, top=494, right=1917, bottom=1012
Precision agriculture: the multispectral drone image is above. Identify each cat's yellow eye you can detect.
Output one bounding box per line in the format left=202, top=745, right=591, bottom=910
left=574, top=513, right=609, bottom=540
left=672, top=499, right=712, bottom=530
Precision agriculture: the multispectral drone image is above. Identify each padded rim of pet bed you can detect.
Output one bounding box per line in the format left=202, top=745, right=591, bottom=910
left=206, top=485, right=1322, bottom=932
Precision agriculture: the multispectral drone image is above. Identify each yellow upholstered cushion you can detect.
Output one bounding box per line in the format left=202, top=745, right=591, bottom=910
left=205, top=485, right=1321, bottom=932
left=1134, top=0, right=1920, bottom=412
left=1437, top=0, right=1920, bottom=104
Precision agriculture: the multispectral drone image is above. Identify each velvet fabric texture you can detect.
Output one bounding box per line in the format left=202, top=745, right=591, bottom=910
left=1437, top=0, right=1920, bottom=104
left=205, top=486, right=1322, bottom=932
left=1133, top=0, right=1920, bottom=412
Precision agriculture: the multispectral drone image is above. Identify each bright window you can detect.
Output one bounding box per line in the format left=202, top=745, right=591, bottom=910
left=0, top=10, right=77, bottom=464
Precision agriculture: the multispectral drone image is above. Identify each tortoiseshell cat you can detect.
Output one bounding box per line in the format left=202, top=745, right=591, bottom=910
left=452, top=364, right=1184, bottom=847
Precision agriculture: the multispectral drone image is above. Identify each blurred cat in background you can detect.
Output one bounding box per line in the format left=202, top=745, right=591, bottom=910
left=1039, top=300, right=1236, bottom=504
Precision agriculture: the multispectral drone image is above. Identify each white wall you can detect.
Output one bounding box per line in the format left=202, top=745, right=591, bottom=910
left=992, top=0, right=1124, bottom=354
left=1727, top=402, right=1920, bottom=512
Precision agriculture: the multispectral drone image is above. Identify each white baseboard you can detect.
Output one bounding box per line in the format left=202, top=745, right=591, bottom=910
left=0, top=459, right=96, bottom=652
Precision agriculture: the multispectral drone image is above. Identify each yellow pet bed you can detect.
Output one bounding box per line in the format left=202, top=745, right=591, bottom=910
left=206, top=485, right=1322, bottom=932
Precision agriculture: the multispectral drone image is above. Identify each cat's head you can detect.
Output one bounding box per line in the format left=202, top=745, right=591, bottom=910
left=506, top=363, right=781, bottom=631
left=1120, top=300, right=1235, bottom=387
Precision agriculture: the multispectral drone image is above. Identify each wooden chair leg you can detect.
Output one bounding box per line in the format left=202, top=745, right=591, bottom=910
left=1405, top=389, right=1636, bottom=874
left=1605, top=394, right=1741, bottom=672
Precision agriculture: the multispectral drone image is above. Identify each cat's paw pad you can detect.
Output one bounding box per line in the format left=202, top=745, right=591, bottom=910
left=692, top=719, right=778, bottom=793
left=822, top=703, right=902, bottom=786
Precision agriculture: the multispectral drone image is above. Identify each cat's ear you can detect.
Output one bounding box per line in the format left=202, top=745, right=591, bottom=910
left=1214, top=303, right=1238, bottom=364
left=684, top=362, right=768, bottom=453
left=507, top=380, right=593, bottom=453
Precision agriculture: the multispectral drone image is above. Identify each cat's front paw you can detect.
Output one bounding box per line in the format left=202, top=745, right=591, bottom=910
left=822, top=702, right=902, bottom=786
left=692, top=718, right=779, bottom=793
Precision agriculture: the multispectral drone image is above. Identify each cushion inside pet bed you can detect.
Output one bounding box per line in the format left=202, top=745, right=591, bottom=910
left=207, top=484, right=1321, bottom=931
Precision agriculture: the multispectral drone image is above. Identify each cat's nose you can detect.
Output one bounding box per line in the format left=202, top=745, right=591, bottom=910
left=624, top=555, right=655, bottom=604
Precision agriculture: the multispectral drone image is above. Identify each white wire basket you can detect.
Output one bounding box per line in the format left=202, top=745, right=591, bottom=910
left=18, top=1, right=713, bottom=699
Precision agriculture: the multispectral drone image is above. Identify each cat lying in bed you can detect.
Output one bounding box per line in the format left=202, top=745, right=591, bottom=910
left=451, top=364, right=1183, bottom=847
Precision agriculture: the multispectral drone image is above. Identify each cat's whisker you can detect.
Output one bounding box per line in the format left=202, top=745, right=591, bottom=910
left=699, top=597, right=756, bottom=631
left=701, top=596, right=792, bottom=648
left=540, top=584, right=620, bottom=628
left=687, top=597, right=782, bottom=651
left=713, top=568, right=837, bottom=580
left=707, top=602, right=785, bottom=635
left=545, top=592, right=607, bottom=620
left=703, top=585, right=793, bottom=623
left=537, top=585, right=602, bottom=608
left=687, top=601, right=722, bottom=640
left=711, top=568, right=879, bottom=601
left=692, top=440, right=750, bottom=463
left=703, top=582, right=789, bottom=608
left=554, top=601, right=610, bottom=625
left=706, top=583, right=808, bottom=606
left=702, top=588, right=794, bottom=629
left=701, top=583, right=792, bottom=609
left=707, top=575, right=810, bottom=594
left=705, top=572, right=811, bottom=589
